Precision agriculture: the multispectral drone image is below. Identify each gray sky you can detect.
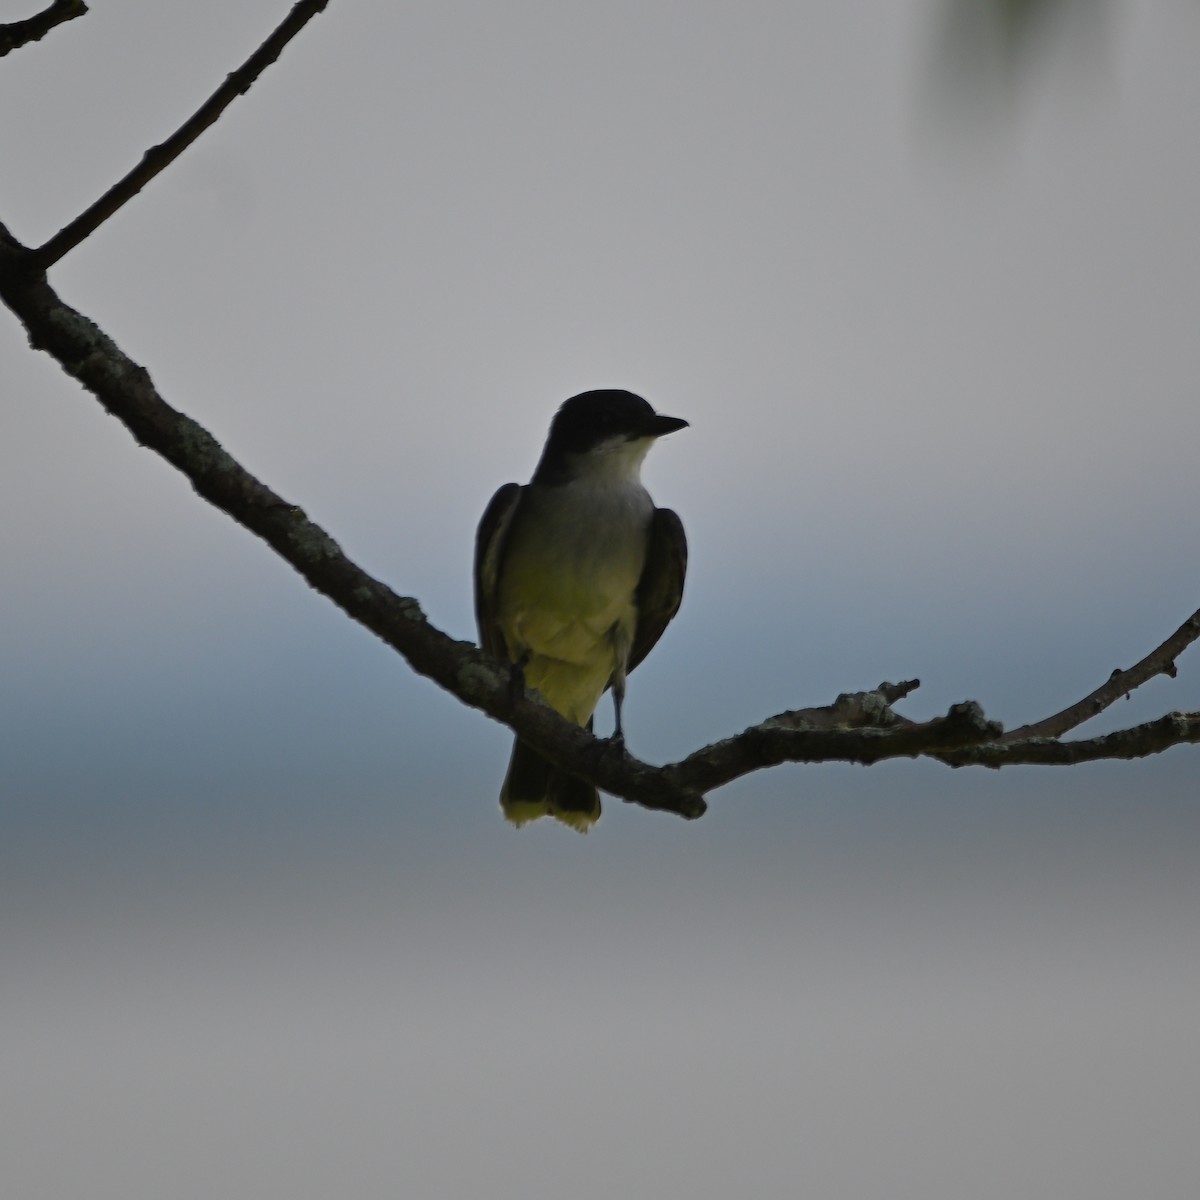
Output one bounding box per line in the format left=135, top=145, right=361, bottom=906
left=3, top=2, right=1199, bottom=1197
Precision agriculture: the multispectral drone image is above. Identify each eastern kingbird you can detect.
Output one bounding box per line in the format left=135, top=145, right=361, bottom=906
left=475, top=389, right=688, bottom=831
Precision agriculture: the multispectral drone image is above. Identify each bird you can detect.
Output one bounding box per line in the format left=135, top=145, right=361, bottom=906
left=474, top=389, right=688, bottom=831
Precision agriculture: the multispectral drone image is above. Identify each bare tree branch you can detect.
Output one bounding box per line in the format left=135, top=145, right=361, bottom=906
left=29, top=0, right=331, bottom=269
left=665, top=698, right=1003, bottom=796
left=3, top=1, right=1199, bottom=819
left=942, top=712, right=1200, bottom=768
left=0, top=225, right=702, bottom=819
left=1001, top=607, right=1200, bottom=741
left=4, top=223, right=1198, bottom=820
left=0, top=0, right=86, bottom=57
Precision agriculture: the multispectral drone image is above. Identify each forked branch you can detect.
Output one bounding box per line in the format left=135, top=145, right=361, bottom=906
left=2, top=2, right=1197, bottom=821
left=1000, top=608, right=1200, bottom=741
left=2, top=227, right=1197, bottom=820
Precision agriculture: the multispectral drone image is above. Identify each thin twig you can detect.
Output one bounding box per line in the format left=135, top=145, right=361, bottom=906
left=30, top=0, right=331, bottom=269
left=1001, top=607, right=1200, bottom=741
left=944, top=712, right=1200, bottom=767
left=0, top=0, right=86, bottom=57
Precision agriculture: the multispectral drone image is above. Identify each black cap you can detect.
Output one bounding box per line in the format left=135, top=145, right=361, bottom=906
left=544, top=389, right=688, bottom=458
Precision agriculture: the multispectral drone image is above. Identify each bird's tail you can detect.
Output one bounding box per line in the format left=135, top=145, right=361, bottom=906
left=500, top=737, right=600, bottom=833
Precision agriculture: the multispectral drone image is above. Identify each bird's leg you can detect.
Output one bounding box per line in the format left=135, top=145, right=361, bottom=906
left=508, top=651, right=529, bottom=704
left=609, top=673, right=627, bottom=749
left=605, top=625, right=635, bottom=749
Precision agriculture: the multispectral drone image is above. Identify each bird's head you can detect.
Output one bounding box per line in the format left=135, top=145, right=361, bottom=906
left=533, top=389, right=688, bottom=485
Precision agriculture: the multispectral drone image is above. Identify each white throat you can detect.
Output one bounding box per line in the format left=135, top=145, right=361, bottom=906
left=567, top=435, right=654, bottom=487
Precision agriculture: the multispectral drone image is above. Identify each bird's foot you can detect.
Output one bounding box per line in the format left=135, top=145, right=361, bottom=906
left=508, top=655, right=529, bottom=704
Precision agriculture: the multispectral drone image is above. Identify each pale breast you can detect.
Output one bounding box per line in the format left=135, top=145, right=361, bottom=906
left=497, top=480, right=652, bottom=666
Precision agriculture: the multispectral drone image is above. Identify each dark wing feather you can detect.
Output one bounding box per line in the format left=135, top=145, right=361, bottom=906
left=628, top=506, right=687, bottom=674
left=474, top=482, right=523, bottom=659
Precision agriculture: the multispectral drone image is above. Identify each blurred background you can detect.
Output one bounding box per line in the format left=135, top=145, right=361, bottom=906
left=2, top=1, right=1198, bottom=1196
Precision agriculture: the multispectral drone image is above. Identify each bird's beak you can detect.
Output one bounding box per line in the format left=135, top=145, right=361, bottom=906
left=648, top=415, right=689, bottom=438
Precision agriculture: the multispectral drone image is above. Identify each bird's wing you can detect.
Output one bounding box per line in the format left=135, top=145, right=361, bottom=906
left=628, top=506, right=687, bottom=674
left=474, top=482, right=523, bottom=659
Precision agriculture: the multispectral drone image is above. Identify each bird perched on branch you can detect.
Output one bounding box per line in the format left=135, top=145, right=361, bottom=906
left=475, top=389, right=688, bottom=831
